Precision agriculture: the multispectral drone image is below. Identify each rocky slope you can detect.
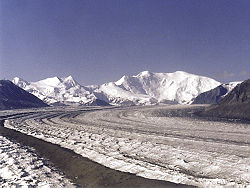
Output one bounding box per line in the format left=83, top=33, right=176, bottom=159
left=192, top=82, right=241, bottom=104
left=201, top=79, right=250, bottom=120
left=0, top=80, right=48, bottom=110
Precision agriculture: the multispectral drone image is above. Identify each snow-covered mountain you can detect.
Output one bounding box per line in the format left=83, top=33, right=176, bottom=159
left=13, top=76, right=97, bottom=105
left=13, top=71, right=221, bottom=106
left=92, top=71, right=221, bottom=105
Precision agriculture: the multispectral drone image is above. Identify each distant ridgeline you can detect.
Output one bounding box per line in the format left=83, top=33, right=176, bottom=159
left=0, top=80, right=48, bottom=110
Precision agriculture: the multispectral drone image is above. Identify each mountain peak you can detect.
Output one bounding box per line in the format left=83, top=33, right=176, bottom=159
left=173, top=71, right=188, bottom=74
left=137, top=71, right=152, bottom=77
left=38, top=76, right=62, bottom=86
left=64, top=75, right=74, bottom=80
left=12, top=77, right=27, bottom=84
left=115, top=75, right=128, bottom=85
left=12, top=77, right=20, bottom=83
left=12, top=77, right=29, bottom=88
left=62, top=75, right=78, bottom=87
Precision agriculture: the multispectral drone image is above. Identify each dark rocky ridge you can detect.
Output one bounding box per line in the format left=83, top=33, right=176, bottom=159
left=86, top=98, right=111, bottom=106
left=192, top=85, right=228, bottom=104
left=0, top=80, right=48, bottom=110
left=200, top=79, right=250, bottom=120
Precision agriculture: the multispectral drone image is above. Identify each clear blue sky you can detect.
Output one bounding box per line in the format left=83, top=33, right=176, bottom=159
left=0, top=0, right=249, bottom=85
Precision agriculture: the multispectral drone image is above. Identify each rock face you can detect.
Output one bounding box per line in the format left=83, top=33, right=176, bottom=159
left=85, top=99, right=110, bottom=106
left=0, top=80, right=48, bottom=110
left=192, top=82, right=241, bottom=104
left=192, top=85, right=228, bottom=104
left=201, top=79, right=250, bottom=120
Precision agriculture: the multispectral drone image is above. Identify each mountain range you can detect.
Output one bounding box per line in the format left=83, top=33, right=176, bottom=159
left=13, top=71, right=222, bottom=106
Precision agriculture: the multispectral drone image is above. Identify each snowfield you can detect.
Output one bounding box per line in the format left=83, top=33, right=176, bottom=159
left=2, top=105, right=250, bottom=187
left=0, top=135, right=74, bottom=187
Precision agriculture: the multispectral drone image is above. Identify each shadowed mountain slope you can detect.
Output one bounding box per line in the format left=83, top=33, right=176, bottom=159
left=200, top=79, right=250, bottom=120
left=0, top=80, right=48, bottom=110
left=192, top=82, right=240, bottom=104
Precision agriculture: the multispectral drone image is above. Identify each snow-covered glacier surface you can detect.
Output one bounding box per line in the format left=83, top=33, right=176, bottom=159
left=0, top=135, right=74, bottom=187
left=13, top=71, right=221, bottom=105
left=3, top=105, right=250, bottom=187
